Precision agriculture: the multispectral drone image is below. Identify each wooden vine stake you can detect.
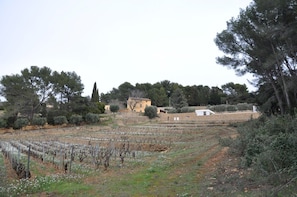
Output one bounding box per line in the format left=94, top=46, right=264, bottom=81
left=69, top=145, right=74, bottom=173
left=26, top=145, right=31, bottom=179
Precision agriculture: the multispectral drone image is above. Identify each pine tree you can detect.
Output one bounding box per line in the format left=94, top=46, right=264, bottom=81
left=170, top=88, right=188, bottom=113
left=91, top=82, right=99, bottom=102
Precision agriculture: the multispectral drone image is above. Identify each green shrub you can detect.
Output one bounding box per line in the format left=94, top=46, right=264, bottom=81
left=144, top=106, right=158, bottom=119
left=47, top=110, right=68, bottom=125
left=226, top=105, right=237, bottom=112
left=210, top=104, right=240, bottom=112
left=270, top=132, right=297, bottom=169
left=53, top=116, right=68, bottom=125
left=6, top=116, right=17, bottom=128
left=31, top=117, right=47, bottom=126
left=110, top=105, right=119, bottom=113
left=85, top=113, right=99, bottom=124
left=180, top=107, right=195, bottom=113
left=209, top=105, right=226, bottom=112
left=252, top=132, right=297, bottom=186
left=13, top=118, right=29, bottom=130
left=166, top=108, right=178, bottom=113
left=0, top=118, right=7, bottom=128
left=226, top=115, right=297, bottom=188
left=236, top=103, right=253, bottom=111
left=97, top=102, right=105, bottom=114
left=88, top=102, right=105, bottom=114
left=69, top=114, right=83, bottom=125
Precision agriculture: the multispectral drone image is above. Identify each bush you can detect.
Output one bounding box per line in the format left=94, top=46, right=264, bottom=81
left=88, top=102, right=105, bottom=114
left=69, top=114, right=83, bottom=125
left=31, top=117, right=47, bottom=126
left=180, top=107, right=195, bottom=113
left=6, top=116, right=17, bottom=128
left=166, top=108, right=178, bottom=113
left=47, top=110, right=68, bottom=125
left=209, top=104, right=248, bottom=112
left=144, top=106, right=158, bottom=119
left=226, top=115, right=297, bottom=188
left=0, top=118, right=7, bottom=128
left=110, top=105, right=119, bottom=113
left=226, top=105, right=237, bottom=112
left=236, top=103, right=253, bottom=111
left=13, top=118, right=29, bottom=130
left=209, top=105, right=226, bottom=112
left=85, top=113, right=99, bottom=124
left=97, top=102, right=105, bottom=114
left=53, top=116, right=68, bottom=125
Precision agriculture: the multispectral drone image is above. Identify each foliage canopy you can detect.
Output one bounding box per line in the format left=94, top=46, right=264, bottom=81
left=144, top=106, right=158, bottom=119
left=215, top=0, right=297, bottom=114
left=0, top=66, right=105, bottom=127
left=170, top=88, right=188, bottom=113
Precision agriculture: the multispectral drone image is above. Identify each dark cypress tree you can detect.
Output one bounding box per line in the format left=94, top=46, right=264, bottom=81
left=91, top=82, right=100, bottom=102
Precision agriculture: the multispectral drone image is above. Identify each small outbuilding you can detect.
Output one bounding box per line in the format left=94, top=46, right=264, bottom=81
left=195, top=109, right=215, bottom=116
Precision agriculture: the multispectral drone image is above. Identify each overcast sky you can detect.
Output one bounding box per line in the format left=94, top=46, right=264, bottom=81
left=0, top=0, right=254, bottom=98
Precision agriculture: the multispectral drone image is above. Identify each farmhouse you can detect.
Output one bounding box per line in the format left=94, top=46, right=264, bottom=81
left=127, top=97, right=151, bottom=113
left=105, top=105, right=110, bottom=111
left=195, top=109, right=215, bottom=116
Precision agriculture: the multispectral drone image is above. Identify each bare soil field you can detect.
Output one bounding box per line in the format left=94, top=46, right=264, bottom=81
left=0, top=111, right=261, bottom=196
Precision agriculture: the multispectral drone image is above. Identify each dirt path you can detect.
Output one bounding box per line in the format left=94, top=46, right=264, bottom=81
left=197, top=146, right=229, bottom=180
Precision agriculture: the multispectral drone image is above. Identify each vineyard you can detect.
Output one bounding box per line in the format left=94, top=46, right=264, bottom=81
left=0, top=111, right=258, bottom=196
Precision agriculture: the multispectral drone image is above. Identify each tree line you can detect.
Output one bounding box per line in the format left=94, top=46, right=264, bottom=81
left=0, top=66, right=104, bottom=128
left=0, top=65, right=253, bottom=127
left=100, top=80, right=253, bottom=108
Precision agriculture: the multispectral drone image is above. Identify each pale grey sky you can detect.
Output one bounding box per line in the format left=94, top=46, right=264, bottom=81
left=0, top=0, right=254, bottom=97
